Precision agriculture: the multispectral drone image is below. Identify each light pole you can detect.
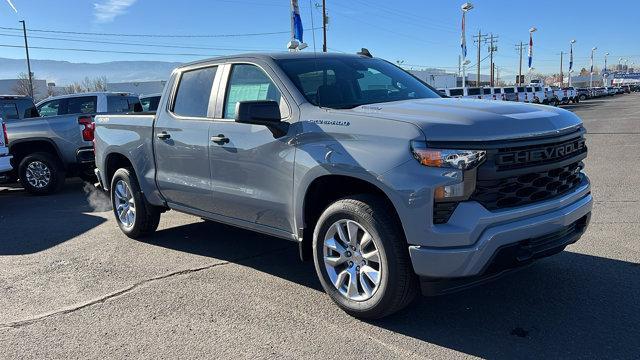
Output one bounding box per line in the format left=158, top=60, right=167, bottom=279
left=462, top=59, right=471, bottom=88
left=590, top=47, right=597, bottom=88
left=603, top=52, right=609, bottom=86
left=460, top=2, right=473, bottom=88
left=568, top=40, right=576, bottom=87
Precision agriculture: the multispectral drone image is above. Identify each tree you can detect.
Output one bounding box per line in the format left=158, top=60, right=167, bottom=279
left=62, top=76, right=109, bottom=94
left=12, top=72, right=32, bottom=97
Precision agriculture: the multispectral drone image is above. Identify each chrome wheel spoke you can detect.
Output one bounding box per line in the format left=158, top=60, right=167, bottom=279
left=362, top=249, right=380, bottom=263
left=360, top=265, right=380, bottom=285
left=334, top=222, right=349, bottom=246
left=333, top=269, right=349, bottom=288
left=346, top=221, right=359, bottom=247
left=346, top=268, right=359, bottom=298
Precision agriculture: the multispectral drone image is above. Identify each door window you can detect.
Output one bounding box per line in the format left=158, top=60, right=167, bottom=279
left=224, top=64, right=283, bottom=119
left=37, top=99, right=63, bottom=117
left=172, top=66, right=218, bottom=117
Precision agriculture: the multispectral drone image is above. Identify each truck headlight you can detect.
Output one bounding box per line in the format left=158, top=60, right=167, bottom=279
left=410, top=140, right=485, bottom=202
left=410, top=141, right=486, bottom=170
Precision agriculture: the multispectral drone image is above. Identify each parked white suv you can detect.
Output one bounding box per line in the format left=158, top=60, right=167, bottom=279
left=36, top=92, right=141, bottom=117
left=0, top=117, right=12, bottom=178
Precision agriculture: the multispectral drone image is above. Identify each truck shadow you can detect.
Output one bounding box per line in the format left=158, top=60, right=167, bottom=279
left=0, top=179, right=108, bottom=255
left=147, top=219, right=639, bottom=359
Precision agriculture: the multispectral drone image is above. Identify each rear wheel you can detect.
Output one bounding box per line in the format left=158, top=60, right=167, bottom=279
left=312, top=195, right=418, bottom=319
left=111, top=168, right=160, bottom=238
left=18, top=152, right=65, bottom=195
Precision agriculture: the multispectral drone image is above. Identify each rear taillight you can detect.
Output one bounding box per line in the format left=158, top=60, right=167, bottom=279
left=2, top=122, right=8, bottom=145
left=78, top=116, right=95, bottom=142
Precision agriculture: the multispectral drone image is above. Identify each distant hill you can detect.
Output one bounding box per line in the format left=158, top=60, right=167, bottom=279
left=0, top=57, right=182, bottom=85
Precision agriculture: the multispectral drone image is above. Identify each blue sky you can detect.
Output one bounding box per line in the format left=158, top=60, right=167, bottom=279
left=1, top=0, right=638, bottom=77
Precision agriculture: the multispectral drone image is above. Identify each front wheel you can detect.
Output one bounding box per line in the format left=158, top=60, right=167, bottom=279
left=312, top=195, right=418, bottom=319
left=111, top=168, right=160, bottom=239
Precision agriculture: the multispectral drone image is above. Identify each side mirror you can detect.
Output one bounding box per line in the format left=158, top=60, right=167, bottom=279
left=235, top=100, right=288, bottom=138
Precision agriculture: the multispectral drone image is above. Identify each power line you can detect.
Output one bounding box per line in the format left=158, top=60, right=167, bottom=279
left=0, top=26, right=319, bottom=38
left=0, top=33, right=278, bottom=52
left=0, top=43, right=221, bottom=57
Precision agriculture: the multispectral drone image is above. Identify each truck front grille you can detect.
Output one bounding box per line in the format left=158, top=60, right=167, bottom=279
left=471, top=161, right=583, bottom=210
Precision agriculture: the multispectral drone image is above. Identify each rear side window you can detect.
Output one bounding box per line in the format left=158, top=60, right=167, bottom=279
left=494, top=88, right=503, bottom=94
left=534, top=87, right=542, bottom=92
left=503, top=88, right=514, bottom=93
left=107, top=96, right=140, bottom=113
left=467, top=88, right=481, bottom=96
left=483, top=88, right=491, bottom=95
left=67, top=96, right=97, bottom=114
left=449, top=89, right=463, bottom=96
left=517, top=87, right=525, bottom=92
left=173, top=66, right=218, bottom=117
left=1, top=103, right=19, bottom=120
left=526, top=87, right=533, bottom=92
left=37, top=99, right=63, bottom=117
left=140, top=96, right=161, bottom=112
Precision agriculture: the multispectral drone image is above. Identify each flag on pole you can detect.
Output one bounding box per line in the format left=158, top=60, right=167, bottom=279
left=569, top=46, right=573, bottom=72
left=528, top=32, right=533, bottom=70
left=461, top=12, right=467, bottom=58
left=291, top=0, right=303, bottom=42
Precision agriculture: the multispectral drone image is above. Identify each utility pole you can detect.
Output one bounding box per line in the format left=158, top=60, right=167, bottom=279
left=473, top=30, right=488, bottom=86
left=321, top=0, right=327, bottom=52
left=559, top=51, right=564, bottom=87
left=515, top=42, right=525, bottom=85
left=19, top=20, right=34, bottom=98
left=484, top=33, right=498, bottom=86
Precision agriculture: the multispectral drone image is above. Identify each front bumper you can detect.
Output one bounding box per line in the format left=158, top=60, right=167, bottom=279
left=409, top=179, right=592, bottom=281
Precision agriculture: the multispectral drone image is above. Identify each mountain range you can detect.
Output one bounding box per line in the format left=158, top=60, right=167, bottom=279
left=0, top=57, right=182, bottom=85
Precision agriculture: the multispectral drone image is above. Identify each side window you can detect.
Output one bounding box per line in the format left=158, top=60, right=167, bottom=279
left=67, top=96, right=97, bottom=114
left=37, top=99, right=63, bottom=117
left=224, top=64, right=283, bottom=119
left=108, top=96, right=140, bottom=113
left=173, top=66, right=217, bottom=118
left=1, top=103, right=19, bottom=120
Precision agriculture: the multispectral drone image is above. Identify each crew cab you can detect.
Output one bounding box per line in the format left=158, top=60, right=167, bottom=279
left=4, top=93, right=141, bottom=194
left=95, top=53, right=592, bottom=319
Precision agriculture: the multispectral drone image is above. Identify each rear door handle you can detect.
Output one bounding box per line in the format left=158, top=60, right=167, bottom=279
left=211, top=134, right=230, bottom=145
left=156, top=131, right=171, bottom=140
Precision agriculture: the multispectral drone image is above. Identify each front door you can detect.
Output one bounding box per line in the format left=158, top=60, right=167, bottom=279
left=154, top=65, right=219, bottom=212
left=208, top=62, right=296, bottom=233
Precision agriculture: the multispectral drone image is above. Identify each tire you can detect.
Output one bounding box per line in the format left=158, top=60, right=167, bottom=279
left=18, top=152, right=65, bottom=195
left=579, top=94, right=587, bottom=101
left=312, top=195, right=418, bottom=319
left=110, top=168, right=160, bottom=239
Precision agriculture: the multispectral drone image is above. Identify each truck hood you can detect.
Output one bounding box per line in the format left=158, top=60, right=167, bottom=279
left=348, top=98, right=583, bottom=142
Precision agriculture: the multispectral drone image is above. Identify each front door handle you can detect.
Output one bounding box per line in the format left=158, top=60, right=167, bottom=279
left=211, top=134, right=230, bottom=145
left=156, top=131, right=171, bottom=140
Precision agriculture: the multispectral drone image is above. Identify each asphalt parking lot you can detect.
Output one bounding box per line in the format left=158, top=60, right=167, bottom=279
left=1, top=95, right=639, bottom=359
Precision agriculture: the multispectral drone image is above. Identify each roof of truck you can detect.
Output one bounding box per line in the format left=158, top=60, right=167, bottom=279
left=0, top=95, right=33, bottom=100
left=181, top=51, right=373, bottom=68
left=38, top=92, right=136, bottom=102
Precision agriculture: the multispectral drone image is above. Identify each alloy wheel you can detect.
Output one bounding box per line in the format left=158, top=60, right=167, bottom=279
left=114, top=180, right=136, bottom=228
left=25, top=161, right=51, bottom=189
left=323, top=219, right=382, bottom=301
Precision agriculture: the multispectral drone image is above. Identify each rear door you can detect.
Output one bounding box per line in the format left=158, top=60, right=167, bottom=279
left=207, top=61, right=297, bottom=233
left=154, top=64, right=220, bottom=212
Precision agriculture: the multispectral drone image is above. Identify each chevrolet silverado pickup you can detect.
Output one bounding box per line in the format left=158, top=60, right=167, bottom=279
left=94, top=53, right=592, bottom=319
left=3, top=93, right=141, bottom=194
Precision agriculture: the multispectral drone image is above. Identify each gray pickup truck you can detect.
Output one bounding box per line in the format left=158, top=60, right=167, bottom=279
left=94, top=53, right=592, bottom=319
left=2, top=93, right=141, bottom=194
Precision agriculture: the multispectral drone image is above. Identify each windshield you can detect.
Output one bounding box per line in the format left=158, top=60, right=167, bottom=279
left=275, top=57, right=441, bottom=109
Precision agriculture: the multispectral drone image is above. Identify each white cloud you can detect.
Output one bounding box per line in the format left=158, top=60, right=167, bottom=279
left=6, top=0, right=18, bottom=12
left=93, top=0, right=137, bottom=23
